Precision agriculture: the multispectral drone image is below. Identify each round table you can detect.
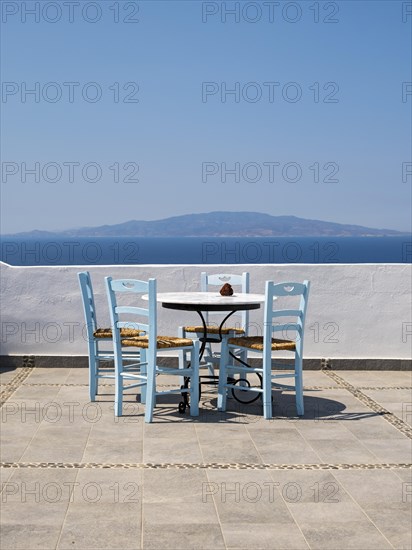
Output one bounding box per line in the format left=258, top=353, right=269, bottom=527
left=156, top=292, right=265, bottom=403
left=157, top=291, right=264, bottom=310
left=156, top=291, right=265, bottom=355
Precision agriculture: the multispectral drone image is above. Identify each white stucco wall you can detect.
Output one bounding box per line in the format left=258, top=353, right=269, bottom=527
left=0, top=261, right=411, bottom=359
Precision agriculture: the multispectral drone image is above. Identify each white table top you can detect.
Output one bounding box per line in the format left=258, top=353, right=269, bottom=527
left=155, top=291, right=265, bottom=306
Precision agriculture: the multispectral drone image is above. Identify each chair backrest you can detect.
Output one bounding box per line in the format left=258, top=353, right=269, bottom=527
left=105, top=277, right=157, bottom=348
left=201, top=272, right=250, bottom=331
left=78, top=271, right=98, bottom=342
left=264, top=281, right=310, bottom=354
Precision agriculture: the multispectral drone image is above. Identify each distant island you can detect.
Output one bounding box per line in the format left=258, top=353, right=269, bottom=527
left=3, top=212, right=410, bottom=238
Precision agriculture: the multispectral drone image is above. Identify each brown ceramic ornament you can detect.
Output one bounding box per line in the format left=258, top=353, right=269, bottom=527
left=220, top=283, right=234, bottom=296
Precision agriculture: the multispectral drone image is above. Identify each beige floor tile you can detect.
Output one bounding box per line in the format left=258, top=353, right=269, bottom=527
left=360, top=438, right=412, bottom=463
left=58, top=502, right=141, bottom=549
left=142, top=523, right=225, bottom=549
left=1, top=368, right=411, bottom=550
left=299, top=521, right=393, bottom=549
left=0, top=367, right=20, bottom=384
left=222, top=523, right=309, bottom=549
left=359, top=502, right=412, bottom=549
left=333, top=469, right=408, bottom=503
left=143, top=468, right=208, bottom=502
left=338, top=371, right=412, bottom=387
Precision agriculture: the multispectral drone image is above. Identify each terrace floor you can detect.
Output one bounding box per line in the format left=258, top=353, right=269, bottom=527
left=0, top=365, right=411, bottom=550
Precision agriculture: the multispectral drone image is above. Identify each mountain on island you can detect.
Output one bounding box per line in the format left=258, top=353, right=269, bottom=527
left=3, top=212, right=409, bottom=238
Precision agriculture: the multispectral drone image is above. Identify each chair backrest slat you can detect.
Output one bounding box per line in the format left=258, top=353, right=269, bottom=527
left=202, top=273, right=249, bottom=289
left=78, top=271, right=98, bottom=340
left=264, top=280, right=310, bottom=351
left=271, top=323, right=303, bottom=335
left=271, top=309, right=302, bottom=318
left=268, top=282, right=307, bottom=297
left=110, top=279, right=149, bottom=293
left=118, top=321, right=149, bottom=332
left=115, top=306, right=149, bottom=317
left=105, top=277, right=157, bottom=347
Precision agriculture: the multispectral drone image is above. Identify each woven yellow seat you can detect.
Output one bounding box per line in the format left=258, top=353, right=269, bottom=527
left=93, top=328, right=144, bottom=339
left=121, top=336, right=194, bottom=349
left=184, top=325, right=245, bottom=335
left=228, top=336, right=296, bottom=351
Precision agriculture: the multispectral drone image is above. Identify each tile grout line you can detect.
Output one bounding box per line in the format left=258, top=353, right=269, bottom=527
left=141, top=421, right=146, bottom=550
left=319, top=369, right=412, bottom=485
left=295, top=396, right=399, bottom=479
left=54, top=377, right=94, bottom=549
left=1, top=367, right=408, bottom=550
left=295, top=409, right=411, bottom=544
left=194, top=416, right=229, bottom=550
left=1, top=366, right=59, bottom=474
left=243, top=391, right=333, bottom=523
left=329, top=472, right=397, bottom=550
left=201, top=379, right=325, bottom=550
left=308, top=369, right=407, bottom=548
left=1, top=367, right=411, bottom=474
left=322, top=369, right=412, bottom=439
left=54, top=468, right=82, bottom=550
left=267, top=476, right=316, bottom=550
left=262, top=452, right=313, bottom=549
left=276, top=458, right=395, bottom=549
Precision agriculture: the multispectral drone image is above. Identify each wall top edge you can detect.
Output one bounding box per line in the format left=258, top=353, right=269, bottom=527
left=1, top=261, right=410, bottom=269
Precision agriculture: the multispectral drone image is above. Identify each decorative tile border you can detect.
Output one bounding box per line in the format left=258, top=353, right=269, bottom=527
left=0, top=359, right=35, bottom=408
left=18, top=382, right=412, bottom=391
left=1, top=461, right=411, bottom=471
left=18, top=382, right=200, bottom=389
left=356, top=386, right=412, bottom=391
left=3, top=355, right=410, bottom=370
left=2, top=366, right=411, bottom=439
left=1, top=366, right=411, bottom=473
left=322, top=369, right=412, bottom=439
left=20, top=383, right=106, bottom=387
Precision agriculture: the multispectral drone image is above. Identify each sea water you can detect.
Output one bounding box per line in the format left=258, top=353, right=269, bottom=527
left=1, top=236, right=411, bottom=265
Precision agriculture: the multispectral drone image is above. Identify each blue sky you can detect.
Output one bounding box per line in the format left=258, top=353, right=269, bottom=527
left=1, top=0, right=411, bottom=233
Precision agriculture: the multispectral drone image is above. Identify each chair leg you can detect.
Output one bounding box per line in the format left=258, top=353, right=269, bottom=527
left=263, top=352, right=272, bottom=420
left=295, top=354, right=304, bottom=416
left=140, top=349, right=147, bottom=405
left=114, top=360, right=123, bottom=417
left=178, top=326, right=188, bottom=387
left=89, top=344, right=97, bottom=402
left=205, top=342, right=215, bottom=377
left=234, top=347, right=248, bottom=386
left=189, top=341, right=199, bottom=417
left=89, top=362, right=97, bottom=402
left=217, top=341, right=230, bottom=411
left=144, top=352, right=156, bottom=423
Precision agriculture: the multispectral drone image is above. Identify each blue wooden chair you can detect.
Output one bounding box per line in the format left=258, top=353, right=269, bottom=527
left=77, top=271, right=141, bottom=401
left=218, top=281, right=310, bottom=418
left=105, top=277, right=199, bottom=423
left=179, top=272, right=250, bottom=377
